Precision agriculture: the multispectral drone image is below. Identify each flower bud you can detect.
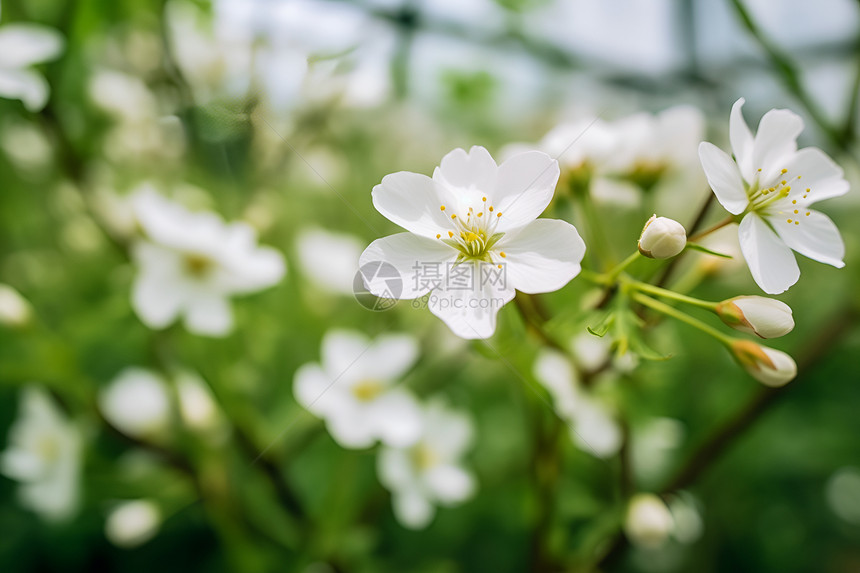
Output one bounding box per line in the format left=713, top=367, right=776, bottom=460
left=105, top=500, right=161, bottom=548
left=624, top=493, right=674, bottom=548
left=716, top=296, right=794, bottom=339
left=638, top=215, right=686, bottom=259
left=0, top=284, right=32, bottom=327
left=730, top=340, right=797, bottom=387
left=98, top=368, right=171, bottom=438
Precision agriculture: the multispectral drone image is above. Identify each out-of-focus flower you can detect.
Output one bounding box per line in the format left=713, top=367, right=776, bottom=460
left=129, top=186, right=285, bottom=337
left=0, top=283, right=32, bottom=327
left=698, top=98, right=849, bottom=294
left=730, top=339, right=797, bottom=387
left=631, top=417, right=684, bottom=485
left=624, top=493, right=674, bottom=548
left=533, top=349, right=621, bottom=458
left=99, top=368, right=171, bottom=439
left=667, top=492, right=704, bottom=544
left=0, top=7, right=64, bottom=111
left=638, top=215, right=686, bottom=259
left=377, top=400, right=476, bottom=529
left=826, top=467, right=860, bottom=525
left=716, top=295, right=794, bottom=339
left=360, top=146, right=585, bottom=339
left=296, top=227, right=363, bottom=296
left=293, top=329, right=422, bottom=449
left=105, top=499, right=162, bottom=548
left=0, top=118, right=52, bottom=173
left=175, top=371, right=225, bottom=439
left=0, top=387, right=82, bottom=521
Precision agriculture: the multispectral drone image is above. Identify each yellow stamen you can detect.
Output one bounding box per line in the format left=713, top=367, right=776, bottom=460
left=500, top=252, right=506, bottom=258
left=440, top=205, right=446, bottom=211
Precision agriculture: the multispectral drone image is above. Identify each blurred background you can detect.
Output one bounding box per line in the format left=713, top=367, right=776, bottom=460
left=1, top=0, right=860, bottom=571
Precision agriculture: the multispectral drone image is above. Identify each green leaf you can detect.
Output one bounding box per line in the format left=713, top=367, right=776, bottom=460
left=686, top=242, right=734, bottom=258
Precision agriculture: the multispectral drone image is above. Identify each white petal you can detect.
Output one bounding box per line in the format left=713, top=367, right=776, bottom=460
left=423, top=403, right=474, bottom=460
left=424, top=464, right=475, bottom=504
left=0, top=68, right=49, bottom=111
left=738, top=213, right=799, bottom=294
left=377, top=448, right=416, bottom=491
left=372, top=172, right=453, bottom=239
left=753, top=109, right=803, bottom=182
left=784, top=147, right=850, bottom=205
left=573, top=397, right=622, bottom=458
left=771, top=209, right=845, bottom=268
left=321, top=329, right=373, bottom=384
left=183, top=294, right=233, bottom=336
left=325, top=404, right=377, bottom=449
left=363, top=334, right=420, bottom=381
left=432, top=146, right=498, bottom=195
left=392, top=489, right=435, bottom=529
left=532, top=349, right=579, bottom=419
left=496, top=219, right=585, bottom=294
left=427, top=261, right=516, bottom=340
left=698, top=142, right=748, bottom=215
left=369, top=389, right=423, bottom=448
left=130, top=244, right=187, bottom=329
left=359, top=233, right=456, bottom=299
left=729, top=98, right=755, bottom=182
left=293, top=363, right=349, bottom=417
left=491, top=151, right=559, bottom=232
left=0, top=25, right=64, bottom=68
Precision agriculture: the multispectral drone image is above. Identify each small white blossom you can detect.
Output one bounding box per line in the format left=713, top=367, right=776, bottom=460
left=638, top=214, right=686, bottom=259
left=699, top=98, right=849, bottom=294
left=377, top=400, right=476, bottom=530
left=129, top=185, right=285, bottom=337
left=624, top=493, right=674, bottom=548
left=293, top=330, right=422, bottom=449
left=105, top=500, right=161, bottom=548
left=99, top=368, right=171, bottom=439
left=0, top=7, right=63, bottom=111
left=730, top=340, right=797, bottom=387
left=360, top=146, right=585, bottom=339
left=533, top=349, right=621, bottom=458
left=1, top=387, right=82, bottom=521
left=716, top=295, right=794, bottom=339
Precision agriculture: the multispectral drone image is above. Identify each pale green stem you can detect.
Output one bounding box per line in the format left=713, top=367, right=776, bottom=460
left=605, top=252, right=640, bottom=282
left=631, top=292, right=733, bottom=346
left=624, top=279, right=718, bottom=311
left=687, top=215, right=736, bottom=242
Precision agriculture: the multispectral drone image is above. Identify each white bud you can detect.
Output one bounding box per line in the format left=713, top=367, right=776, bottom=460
left=105, top=500, right=161, bottom=548
left=98, top=368, right=171, bottom=438
left=716, top=296, right=794, bottom=339
left=624, top=493, right=674, bottom=548
left=0, top=284, right=32, bottom=327
left=638, top=215, right=686, bottom=259
left=730, top=340, right=797, bottom=387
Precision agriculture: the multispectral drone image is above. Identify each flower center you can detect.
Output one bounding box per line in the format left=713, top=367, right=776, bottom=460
left=184, top=253, right=215, bottom=278
left=411, top=442, right=439, bottom=470
left=747, top=167, right=811, bottom=227
left=351, top=379, right=384, bottom=402
left=36, top=435, right=60, bottom=462
left=435, top=197, right=505, bottom=264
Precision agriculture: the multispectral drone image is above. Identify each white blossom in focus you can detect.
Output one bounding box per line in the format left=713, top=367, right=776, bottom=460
left=0, top=5, right=63, bottom=111
left=105, top=499, right=162, bottom=548
left=638, top=214, right=687, bottom=259
left=0, top=387, right=82, bottom=521
left=296, top=227, right=363, bottom=296
left=99, top=368, right=171, bottom=439
left=360, top=146, right=585, bottom=339
left=699, top=98, right=849, bottom=294
left=377, top=400, right=476, bottom=529
left=533, top=349, right=621, bottom=458
left=293, top=330, right=422, bottom=449
left=129, top=185, right=285, bottom=337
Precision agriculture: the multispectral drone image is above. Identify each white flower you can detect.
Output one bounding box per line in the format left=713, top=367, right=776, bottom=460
left=377, top=400, right=476, bottom=530
left=129, top=186, right=285, bottom=337
left=638, top=214, right=687, bottom=259
left=0, top=8, right=63, bottom=111
left=716, top=295, right=794, bottom=339
left=0, top=283, right=32, bottom=327
left=0, top=387, right=82, bottom=521
left=99, top=368, right=171, bottom=439
left=533, top=349, right=621, bottom=458
left=105, top=500, right=161, bottom=548
left=293, top=329, right=422, bottom=449
left=175, top=370, right=225, bottom=439
left=730, top=340, right=797, bottom=387
left=624, top=493, right=674, bottom=548
left=295, top=227, right=363, bottom=296
left=698, top=98, right=849, bottom=294
left=360, top=146, right=585, bottom=339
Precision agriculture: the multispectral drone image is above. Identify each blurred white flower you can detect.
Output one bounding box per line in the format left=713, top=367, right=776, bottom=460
left=631, top=417, right=684, bottom=485
left=730, top=340, right=797, bottom=387
left=377, top=400, right=476, bottom=529
left=0, top=283, right=32, bottom=327
left=105, top=499, right=162, bottom=548
left=99, top=368, right=171, bottom=439
left=699, top=98, right=849, bottom=294
left=296, top=227, right=363, bottom=296
left=176, top=370, right=225, bottom=439
left=826, top=467, right=860, bottom=525
left=533, top=349, right=621, bottom=458
left=0, top=387, right=82, bottom=521
left=667, top=492, right=704, bottom=544
left=624, top=493, right=674, bottom=548
left=293, top=329, right=422, bottom=449
left=129, top=186, right=285, bottom=337
left=360, top=146, right=585, bottom=339
left=0, top=8, right=63, bottom=111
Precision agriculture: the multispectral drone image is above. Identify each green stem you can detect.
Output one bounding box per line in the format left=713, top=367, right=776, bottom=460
left=578, top=268, right=611, bottom=286
left=606, top=252, right=640, bottom=282
left=631, top=293, right=733, bottom=345
left=624, top=279, right=718, bottom=311
left=687, top=215, right=736, bottom=242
